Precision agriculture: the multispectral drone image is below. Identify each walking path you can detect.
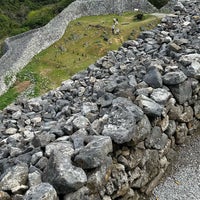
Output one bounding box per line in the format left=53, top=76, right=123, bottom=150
left=151, top=13, right=177, bottom=18
left=151, top=132, right=200, bottom=200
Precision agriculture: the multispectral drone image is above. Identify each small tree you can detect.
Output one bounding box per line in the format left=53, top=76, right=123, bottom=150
left=135, top=13, right=144, bottom=20
left=148, top=0, right=169, bottom=9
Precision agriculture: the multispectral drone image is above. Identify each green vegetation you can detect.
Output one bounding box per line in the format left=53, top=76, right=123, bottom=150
left=4, top=73, right=14, bottom=86
left=0, top=88, right=19, bottom=110
left=0, top=12, right=160, bottom=110
left=148, top=0, right=170, bottom=9
left=0, top=0, right=74, bottom=42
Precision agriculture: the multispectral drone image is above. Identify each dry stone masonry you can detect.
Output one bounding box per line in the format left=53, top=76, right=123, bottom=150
left=0, top=0, right=200, bottom=199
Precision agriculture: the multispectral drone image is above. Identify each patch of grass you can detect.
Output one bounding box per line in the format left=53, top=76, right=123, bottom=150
left=0, top=0, right=75, bottom=40
left=23, top=5, right=55, bottom=29
left=0, top=12, right=160, bottom=110
left=21, top=12, right=159, bottom=92
left=0, top=88, right=19, bottom=110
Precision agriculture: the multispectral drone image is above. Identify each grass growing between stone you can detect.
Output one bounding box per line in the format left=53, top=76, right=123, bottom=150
left=0, top=12, right=160, bottom=110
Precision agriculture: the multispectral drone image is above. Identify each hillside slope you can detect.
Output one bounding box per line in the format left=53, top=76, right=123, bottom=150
left=0, top=0, right=74, bottom=40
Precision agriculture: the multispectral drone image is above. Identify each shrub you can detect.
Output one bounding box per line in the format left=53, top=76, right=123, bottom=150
left=148, top=0, right=170, bottom=9
left=135, top=13, right=144, bottom=20
left=24, top=6, right=54, bottom=29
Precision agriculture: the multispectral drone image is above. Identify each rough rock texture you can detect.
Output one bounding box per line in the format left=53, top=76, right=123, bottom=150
left=0, top=0, right=199, bottom=199
left=24, top=183, right=58, bottom=200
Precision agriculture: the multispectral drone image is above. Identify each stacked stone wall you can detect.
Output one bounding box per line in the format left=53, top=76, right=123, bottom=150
left=0, top=1, right=199, bottom=199
left=0, top=0, right=158, bottom=96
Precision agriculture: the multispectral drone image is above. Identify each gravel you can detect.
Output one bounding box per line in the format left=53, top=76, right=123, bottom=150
left=151, top=133, right=200, bottom=200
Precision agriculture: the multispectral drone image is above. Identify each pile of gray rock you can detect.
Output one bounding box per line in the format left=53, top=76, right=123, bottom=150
left=0, top=0, right=199, bottom=199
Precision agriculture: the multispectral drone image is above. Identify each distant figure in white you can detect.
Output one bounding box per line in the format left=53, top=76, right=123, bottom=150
left=112, top=18, right=120, bottom=35
left=112, top=24, right=115, bottom=34
left=113, top=18, right=119, bottom=25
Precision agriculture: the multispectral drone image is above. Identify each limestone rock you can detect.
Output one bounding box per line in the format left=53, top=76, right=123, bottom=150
left=139, top=31, right=155, bottom=39
left=143, top=67, right=163, bottom=88
left=72, top=115, right=90, bottom=130
left=45, top=140, right=73, bottom=157
left=150, top=88, right=171, bottom=104
left=5, top=128, right=17, bottom=135
left=165, top=120, right=176, bottom=138
left=97, top=92, right=115, bottom=108
left=0, top=163, right=28, bottom=193
left=102, top=98, right=142, bottom=144
left=112, top=97, right=144, bottom=122
left=32, top=131, right=54, bottom=147
left=63, top=187, right=89, bottom=200
left=169, top=80, right=192, bottom=104
left=163, top=71, right=187, bottom=85
left=169, top=42, right=182, bottom=52
left=133, top=115, right=151, bottom=144
left=71, top=129, right=88, bottom=150
left=136, top=95, right=163, bottom=117
left=194, top=100, right=200, bottom=119
left=74, top=136, right=113, bottom=169
left=175, top=123, right=188, bottom=144
left=145, top=126, right=168, bottom=150
left=107, top=164, right=129, bottom=198
left=87, top=157, right=112, bottom=193
left=0, top=191, right=11, bottom=200
left=174, top=1, right=186, bottom=12
left=43, top=147, right=87, bottom=194
left=178, top=106, right=194, bottom=122
left=180, top=54, right=200, bottom=78
left=0, top=1, right=199, bottom=199
left=24, top=183, right=58, bottom=200
left=28, top=171, right=42, bottom=187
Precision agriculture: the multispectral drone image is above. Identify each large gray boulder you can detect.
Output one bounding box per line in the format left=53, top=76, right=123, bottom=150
left=102, top=97, right=143, bottom=144
left=0, top=163, right=28, bottom=193
left=43, top=141, right=87, bottom=194
left=180, top=54, right=200, bottom=79
left=74, top=136, right=113, bottom=169
left=136, top=95, right=163, bottom=117
left=163, top=71, right=187, bottom=85
left=169, top=80, right=192, bottom=104
left=145, top=126, right=168, bottom=150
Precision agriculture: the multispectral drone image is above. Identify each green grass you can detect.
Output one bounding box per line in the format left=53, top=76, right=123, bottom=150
left=0, top=88, right=19, bottom=110
left=0, top=12, right=160, bottom=110
left=0, top=0, right=75, bottom=40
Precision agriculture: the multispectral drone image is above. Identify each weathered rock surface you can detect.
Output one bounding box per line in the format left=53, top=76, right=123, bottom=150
left=24, top=183, right=58, bottom=200
left=74, top=136, right=113, bottom=169
left=0, top=163, right=28, bottom=193
left=43, top=141, right=87, bottom=194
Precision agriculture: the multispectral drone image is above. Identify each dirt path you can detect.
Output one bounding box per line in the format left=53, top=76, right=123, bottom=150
left=151, top=13, right=177, bottom=18
left=151, top=131, right=200, bottom=200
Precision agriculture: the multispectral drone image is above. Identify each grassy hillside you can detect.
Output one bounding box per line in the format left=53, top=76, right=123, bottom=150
left=0, top=0, right=169, bottom=56
left=0, top=0, right=169, bottom=41
left=0, top=12, right=160, bottom=110
left=0, top=0, right=74, bottom=40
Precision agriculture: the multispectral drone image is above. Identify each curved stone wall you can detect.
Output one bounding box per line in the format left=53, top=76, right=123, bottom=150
left=0, top=0, right=157, bottom=96
left=0, top=1, right=199, bottom=199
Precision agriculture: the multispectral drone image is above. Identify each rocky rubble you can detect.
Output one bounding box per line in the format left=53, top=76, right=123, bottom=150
left=0, top=0, right=200, bottom=199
